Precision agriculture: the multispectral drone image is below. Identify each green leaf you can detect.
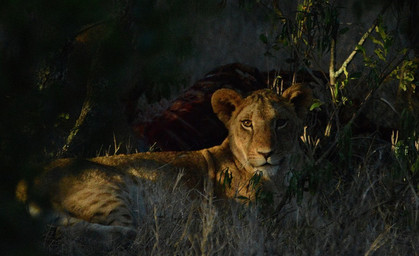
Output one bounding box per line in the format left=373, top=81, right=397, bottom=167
left=334, top=83, right=339, bottom=99
left=399, top=82, right=407, bottom=91
left=297, top=4, right=303, bottom=11
left=343, top=66, right=349, bottom=78
left=370, top=35, right=384, bottom=48
left=310, top=99, right=325, bottom=111
left=356, top=45, right=365, bottom=54
left=377, top=24, right=388, bottom=41
left=250, top=171, right=263, bottom=189
left=405, top=73, right=414, bottom=82
left=59, top=113, right=70, bottom=120
left=374, top=48, right=386, bottom=61
left=259, top=34, right=268, bottom=44
left=341, top=96, right=349, bottom=105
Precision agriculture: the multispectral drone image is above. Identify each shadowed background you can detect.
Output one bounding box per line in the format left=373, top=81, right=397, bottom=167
left=0, top=1, right=417, bottom=255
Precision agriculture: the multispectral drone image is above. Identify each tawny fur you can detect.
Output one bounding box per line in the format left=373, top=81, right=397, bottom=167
left=29, top=84, right=312, bottom=230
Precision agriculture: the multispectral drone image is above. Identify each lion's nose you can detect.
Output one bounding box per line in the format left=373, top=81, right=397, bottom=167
left=258, top=149, right=273, bottom=160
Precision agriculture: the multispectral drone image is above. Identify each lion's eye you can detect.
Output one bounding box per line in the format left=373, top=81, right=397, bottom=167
left=241, top=120, right=252, bottom=129
left=276, top=119, right=288, bottom=129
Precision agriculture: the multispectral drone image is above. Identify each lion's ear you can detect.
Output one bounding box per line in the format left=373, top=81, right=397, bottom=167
left=211, top=89, right=243, bottom=125
left=282, top=84, right=313, bottom=119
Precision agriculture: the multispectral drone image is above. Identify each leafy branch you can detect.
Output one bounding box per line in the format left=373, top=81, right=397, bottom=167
left=328, top=19, right=378, bottom=99
left=328, top=1, right=393, bottom=103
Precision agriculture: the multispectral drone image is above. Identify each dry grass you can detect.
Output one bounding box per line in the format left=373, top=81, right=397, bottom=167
left=42, top=136, right=418, bottom=256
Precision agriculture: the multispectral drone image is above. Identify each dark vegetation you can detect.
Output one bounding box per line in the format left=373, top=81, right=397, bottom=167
left=1, top=0, right=418, bottom=255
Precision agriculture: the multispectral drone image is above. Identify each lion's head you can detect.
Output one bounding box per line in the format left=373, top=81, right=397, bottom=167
left=211, top=84, right=312, bottom=179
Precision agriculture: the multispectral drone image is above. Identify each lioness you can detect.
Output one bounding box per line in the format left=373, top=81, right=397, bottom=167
left=24, top=84, right=312, bottom=234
